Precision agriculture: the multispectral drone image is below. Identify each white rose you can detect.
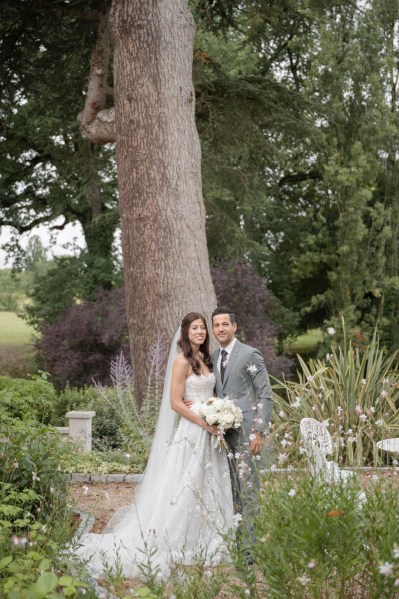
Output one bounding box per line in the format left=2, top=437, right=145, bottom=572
left=206, top=414, right=219, bottom=425
left=222, top=413, right=234, bottom=426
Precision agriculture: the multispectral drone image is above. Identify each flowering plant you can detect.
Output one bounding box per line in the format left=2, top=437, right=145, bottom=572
left=199, top=396, right=243, bottom=449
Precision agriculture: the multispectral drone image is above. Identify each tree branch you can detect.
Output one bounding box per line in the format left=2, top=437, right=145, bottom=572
left=78, top=9, right=115, bottom=144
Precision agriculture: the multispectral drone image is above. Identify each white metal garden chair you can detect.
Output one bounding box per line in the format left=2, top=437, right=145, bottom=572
left=300, top=418, right=355, bottom=484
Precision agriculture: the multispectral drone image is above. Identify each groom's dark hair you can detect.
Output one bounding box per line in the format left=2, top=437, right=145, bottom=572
left=211, top=306, right=237, bottom=325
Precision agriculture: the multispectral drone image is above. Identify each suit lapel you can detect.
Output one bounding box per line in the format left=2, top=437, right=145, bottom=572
left=212, top=349, right=222, bottom=389
left=222, top=340, right=240, bottom=387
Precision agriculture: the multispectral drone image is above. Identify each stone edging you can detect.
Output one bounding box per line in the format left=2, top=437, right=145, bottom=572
left=67, top=473, right=143, bottom=483
left=66, top=466, right=398, bottom=484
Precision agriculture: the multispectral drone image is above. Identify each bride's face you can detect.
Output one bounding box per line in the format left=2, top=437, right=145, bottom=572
left=188, top=319, right=207, bottom=347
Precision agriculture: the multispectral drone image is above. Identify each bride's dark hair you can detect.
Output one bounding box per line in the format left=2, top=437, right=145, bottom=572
left=178, top=312, right=213, bottom=375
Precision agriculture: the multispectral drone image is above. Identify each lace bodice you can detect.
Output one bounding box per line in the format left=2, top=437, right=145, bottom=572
left=185, top=372, right=216, bottom=406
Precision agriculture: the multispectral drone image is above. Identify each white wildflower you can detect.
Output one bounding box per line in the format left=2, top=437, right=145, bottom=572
left=361, top=379, right=367, bottom=385
left=288, top=488, right=296, bottom=497
left=279, top=410, right=285, bottom=418
left=359, top=414, right=367, bottom=422
left=381, top=390, right=388, bottom=398
left=376, top=419, right=384, bottom=426
left=233, top=513, right=243, bottom=528
left=378, top=562, right=394, bottom=576
left=326, top=353, right=333, bottom=361
left=307, top=376, right=314, bottom=383
left=298, top=574, right=311, bottom=586
left=369, top=406, right=376, bottom=414
left=327, top=326, right=336, bottom=336
left=307, top=559, right=317, bottom=569
left=278, top=453, right=287, bottom=464
left=292, top=396, right=301, bottom=408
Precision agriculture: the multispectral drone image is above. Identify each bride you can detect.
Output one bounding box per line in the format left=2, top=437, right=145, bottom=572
left=75, top=312, right=234, bottom=578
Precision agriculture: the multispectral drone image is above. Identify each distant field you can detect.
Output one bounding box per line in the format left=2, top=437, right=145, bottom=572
left=284, top=328, right=323, bottom=355
left=0, top=311, right=36, bottom=346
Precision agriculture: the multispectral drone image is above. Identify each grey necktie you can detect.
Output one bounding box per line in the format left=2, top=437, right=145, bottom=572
left=220, top=349, right=227, bottom=383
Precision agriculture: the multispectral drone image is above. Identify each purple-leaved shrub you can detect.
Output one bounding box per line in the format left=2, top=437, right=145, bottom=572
left=38, top=288, right=129, bottom=389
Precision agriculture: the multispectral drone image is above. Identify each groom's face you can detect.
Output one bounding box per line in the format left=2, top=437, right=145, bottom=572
left=212, top=314, right=237, bottom=347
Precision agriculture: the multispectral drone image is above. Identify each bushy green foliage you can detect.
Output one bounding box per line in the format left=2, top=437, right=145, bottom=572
left=59, top=449, right=135, bottom=474
left=0, top=417, right=68, bottom=519
left=245, top=474, right=399, bottom=598
left=0, top=415, right=92, bottom=597
left=272, top=329, right=399, bottom=467
left=0, top=373, right=56, bottom=424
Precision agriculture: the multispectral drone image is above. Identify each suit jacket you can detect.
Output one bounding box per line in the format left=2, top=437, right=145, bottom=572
left=212, top=339, right=272, bottom=437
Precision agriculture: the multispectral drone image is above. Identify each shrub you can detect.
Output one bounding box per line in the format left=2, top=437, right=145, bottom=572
left=0, top=417, right=90, bottom=597
left=211, top=260, right=293, bottom=379
left=272, top=327, right=399, bottom=467
left=0, top=373, right=56, bottom=424
left=0, top=417, right=68, bottom=519
left=0, top=347, right=37, bottom=380
left=246, top=474, right=399, bottom=599
left=37, top=288, right=129, bottom=389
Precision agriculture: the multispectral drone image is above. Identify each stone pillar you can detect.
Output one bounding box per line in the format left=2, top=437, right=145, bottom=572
left=65, top=410, right=96, bottom=452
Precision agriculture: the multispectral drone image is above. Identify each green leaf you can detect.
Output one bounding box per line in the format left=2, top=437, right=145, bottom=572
left=0, top=555, right=13, bottom=569
left=33, top=571, right=58, bottom=594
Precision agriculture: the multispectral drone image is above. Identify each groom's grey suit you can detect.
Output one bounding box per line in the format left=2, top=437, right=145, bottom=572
left=212, top=339, right=272, bottom=545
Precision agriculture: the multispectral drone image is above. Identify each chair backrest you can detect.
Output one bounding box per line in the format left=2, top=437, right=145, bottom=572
left=300, top=418, right=334, bottom=480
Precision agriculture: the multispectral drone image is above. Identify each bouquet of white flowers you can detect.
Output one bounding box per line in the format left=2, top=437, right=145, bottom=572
left=199, top=396, right=243, bottom=450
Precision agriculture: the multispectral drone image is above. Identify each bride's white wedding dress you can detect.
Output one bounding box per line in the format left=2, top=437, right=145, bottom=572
left=75, top=371, right=234, bottom=578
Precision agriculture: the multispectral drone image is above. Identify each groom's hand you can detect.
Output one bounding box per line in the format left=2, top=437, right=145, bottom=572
left=250, top=431, right=265, bottom=455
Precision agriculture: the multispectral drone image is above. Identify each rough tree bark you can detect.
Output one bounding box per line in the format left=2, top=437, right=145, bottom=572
left=109, top=1, right=217, bottom=405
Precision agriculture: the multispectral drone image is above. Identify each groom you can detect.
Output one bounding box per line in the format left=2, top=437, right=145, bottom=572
left=211, top=306, right=273, bottom=556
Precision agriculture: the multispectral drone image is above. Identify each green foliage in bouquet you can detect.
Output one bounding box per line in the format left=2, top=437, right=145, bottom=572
left=272, top=326, right=399, bottom=467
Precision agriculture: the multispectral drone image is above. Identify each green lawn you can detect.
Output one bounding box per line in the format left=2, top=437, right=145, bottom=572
left=284, top=328, right=323, bottom=355
left=0, top=311, right=36, bottom=346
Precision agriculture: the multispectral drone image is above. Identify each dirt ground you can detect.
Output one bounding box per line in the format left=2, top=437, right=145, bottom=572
left=69, top=482, right=136, bottom=533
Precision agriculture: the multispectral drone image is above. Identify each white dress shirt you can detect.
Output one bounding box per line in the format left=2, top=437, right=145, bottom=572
left=216, top=337, right=237, bottom=374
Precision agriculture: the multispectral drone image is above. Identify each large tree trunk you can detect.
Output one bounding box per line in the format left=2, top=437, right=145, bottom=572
left=111, top=0, right=216, bottom=405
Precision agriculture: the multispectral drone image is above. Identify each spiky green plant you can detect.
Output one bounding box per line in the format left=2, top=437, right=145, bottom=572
left=272, top=324, right=399, bottom=467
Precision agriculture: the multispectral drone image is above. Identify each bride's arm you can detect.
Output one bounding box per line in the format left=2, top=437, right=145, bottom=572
left=170, top=357, right=219, bottom=435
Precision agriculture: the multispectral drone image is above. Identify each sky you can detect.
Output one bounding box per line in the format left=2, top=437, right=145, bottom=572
left=0, top=220, right=86, bottom=268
